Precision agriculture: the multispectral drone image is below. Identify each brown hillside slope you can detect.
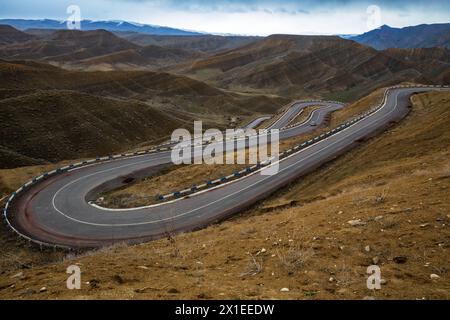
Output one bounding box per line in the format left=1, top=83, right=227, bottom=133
left=0, top=59, right=220, bottom=98
left=78, top=44, right=203, bottom=70
left=0, top=25, right=35, bottom=45
left=0, top=28, right=204, bottom=70
left=116, top=33, right=260, bottom=54
left=185, top=35, right=449, bottom=100
left=383, top=47, right=450, bottom=82
left=0, top=90, right=448, bottom=299
left=0, top=29, right=137, bottom=61
left=0, top=59, right=285, bottom=115
left=384, top=47, right=450, bottom=63
left=190, top=34, right=345, bottom=71
left=0, top=60, right=285, bottom=167
left=0, top=90, right=184, bottom=167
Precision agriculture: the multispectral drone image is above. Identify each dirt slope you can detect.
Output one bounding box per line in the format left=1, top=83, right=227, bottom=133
left=0, top=25, right=35, bottom=45
left=0, top=60, right=285, bottom=167
left=0, top=29, right=138, bottom=61
left=0, top=90, right=185, bottom=166
left=0, top=59, right=285, bottom=109
left=0, top=28, right=202, bottom=70
left=116, top=33, right=260, bottom=54
left=184, top=35, right=450, bottom=99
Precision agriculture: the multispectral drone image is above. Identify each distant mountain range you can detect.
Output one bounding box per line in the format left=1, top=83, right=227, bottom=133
left=0, top=25, right=206, bottom=70
left=2, top=19, right=450, bottom=49
left=0, top=25, right=260, bottom=71
left=0, top=23, right=448, bottom=99
left=0, top=19, right=204, bottom=36
left=350, top=24, right=450, bottom=50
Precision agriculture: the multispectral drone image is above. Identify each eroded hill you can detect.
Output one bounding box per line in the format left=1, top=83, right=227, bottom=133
left=0, top=60, right=285, bottom=167
left=116, top=33, right=260, bottom=54
left=183, top=34, right=450, bottom=100
left=0, top=90, right=183, bottom=167
left=0, top=27, right=202, bottom=70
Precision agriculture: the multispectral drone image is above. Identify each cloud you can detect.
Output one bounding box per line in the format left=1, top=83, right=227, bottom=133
left=0, top=0, right=448, bottom=35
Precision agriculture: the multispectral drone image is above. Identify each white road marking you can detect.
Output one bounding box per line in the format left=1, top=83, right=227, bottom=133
left=50, top=89, right=403, bottom=227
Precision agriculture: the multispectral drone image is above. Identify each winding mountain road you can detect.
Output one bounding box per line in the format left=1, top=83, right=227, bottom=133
left=4, top=86, right=447, bottom=248
left=267, top=100, right=321, bottom=129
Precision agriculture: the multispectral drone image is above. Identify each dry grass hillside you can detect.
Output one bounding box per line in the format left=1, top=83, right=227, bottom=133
left=0, top=90, right=184, bottom=167
left=77, top=45, right=202, bottom=71
left=0, top=59, right=221, bottom=98
left=384, top=48, right=450, bottom=84
left=0, top=59, right=285, bottom=167
left=184, top=34, right=450, bottom=100
left=0, top=90, right=448, bottom=300
left=117, top=33, right=261, bottom=54
left=0, top=25, right=35, bottom=44
left=0, top=29, right=138, bottom=62
left=1, top=25, right=447, bottom=102
left=0, top=27, right=204, bottom=70
left=2, top=25, right=447, bottom=103
left=190, top=35, right=346, bottom=71
left=0, top=59, right=285, bottom=113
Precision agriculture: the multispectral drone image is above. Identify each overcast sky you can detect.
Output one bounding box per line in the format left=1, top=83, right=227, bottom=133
left=0, top=0, right=449, bottom=35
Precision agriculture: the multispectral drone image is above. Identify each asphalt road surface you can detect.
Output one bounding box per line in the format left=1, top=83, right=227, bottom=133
left=267, top=101, right=330, bottom=130
left=7, top=87, right=447, bottom=248
left=242, top=116, right=271, bottom=129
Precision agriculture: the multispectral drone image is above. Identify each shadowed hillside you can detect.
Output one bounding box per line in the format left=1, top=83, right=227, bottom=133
left=0, top=24, right=35, bottom=44
left=0, top=59, right=220, bottom=97
left=2, top=26, right=447, bottom=101
left=0, top=29, right=138, bottom=61
left=383, top=47, right=450, bottom=84
left=0, top=27, right=203, bottom=70
left=77, top=45, right=203, bottom=70
left=0, top=59, right=284, bottom=112
left=0, top=60, right=285, bottom=167
left=0, top=90, right=184, bottom=167
left=116, top=32, right=261, bottom=54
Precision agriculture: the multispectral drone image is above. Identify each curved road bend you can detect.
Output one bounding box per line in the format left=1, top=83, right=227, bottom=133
left=242, top=116, right=271, bottom=130
left=267, top=101, right=333, bottom=130
left=7, top=87, right=445, bottom=248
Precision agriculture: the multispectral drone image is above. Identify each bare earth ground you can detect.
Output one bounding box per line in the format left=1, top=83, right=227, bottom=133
left=0, top=90, right=449, bottom=300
